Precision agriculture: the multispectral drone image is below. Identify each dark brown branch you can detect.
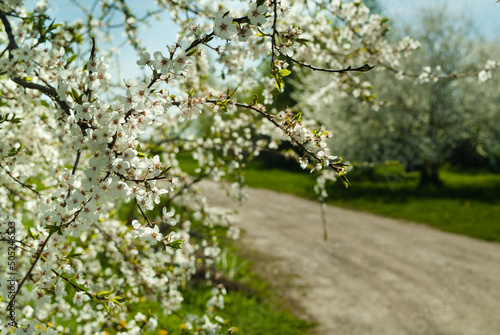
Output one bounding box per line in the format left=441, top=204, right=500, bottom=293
left=0, top=163, right=39, bottom=195
left=72, top=150, right=82, bottom=175
left=7, top=197, right=92, bottom=307
left=0, top=12, right=19, bottom=55
left=6, top=233, right=52, bottom=311
left=164, top=172, right=208, bottom=209
left=271, top=0, right=278, bottom=74
left=278, top=48, right=375, bottom=73
left=186, top=32, right=214, bottom=53
left=51, top=269, right=85, bottom=292
left=167, top=0, right=201, bottom=15
left=1, top=11, right=82, bottom=123
left=134, top=198, right=151, bottom=225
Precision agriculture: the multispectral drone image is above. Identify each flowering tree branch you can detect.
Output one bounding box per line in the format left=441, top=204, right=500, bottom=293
left=1, top=0, right=495, bottom=333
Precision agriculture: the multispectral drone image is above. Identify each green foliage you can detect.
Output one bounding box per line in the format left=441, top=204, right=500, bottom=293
left=128, top=276, right=311, bottom=335
left=273, top=68, right=292, bottom=90
left=0, top=112, right=22, bottom=126
left=66, top=54, right=77, bottom=66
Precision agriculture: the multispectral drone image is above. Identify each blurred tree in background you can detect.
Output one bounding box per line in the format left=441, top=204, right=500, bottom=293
left=293, top=6, right=500, bottom=186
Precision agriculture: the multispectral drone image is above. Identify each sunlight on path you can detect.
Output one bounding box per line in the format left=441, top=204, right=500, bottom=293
left=202, top=181, right=500, bottom=335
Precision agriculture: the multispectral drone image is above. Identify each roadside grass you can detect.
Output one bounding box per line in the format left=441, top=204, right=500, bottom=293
left=143, top=153, right=499, bottom=335
left=129, top=254, right=312, bottom=335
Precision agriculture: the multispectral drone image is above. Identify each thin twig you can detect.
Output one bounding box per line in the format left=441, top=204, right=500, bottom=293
left=279, top=48, right=375, bottom=73
left=5, top=233, right=53, bottom=311
left=271, top=0, right=278, bottom=74
left=134, top=198, right=151, bottom=225
left=0, top=164, right=39, bottom=195
left=164, top=172, right=208, bottom=209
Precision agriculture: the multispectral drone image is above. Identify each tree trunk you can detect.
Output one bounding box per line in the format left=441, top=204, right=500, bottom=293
left=418, top=164, right=442, bottom=187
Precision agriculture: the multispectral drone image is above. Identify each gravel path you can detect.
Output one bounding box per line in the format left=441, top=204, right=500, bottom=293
left=202, top=182, right=500, bottom=335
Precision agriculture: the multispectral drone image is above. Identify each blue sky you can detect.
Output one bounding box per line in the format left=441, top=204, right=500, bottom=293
left=44, top=0, right=500, bottom=80
left=378, top=0, right=500, bottom=39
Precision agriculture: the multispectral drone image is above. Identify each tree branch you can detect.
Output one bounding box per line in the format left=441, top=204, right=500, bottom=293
left=204, top=99, right=345, bottom=174
left=5, top=233, right=52, bottom=311
left=278, top=48, right=375, bottom=73
left=0, top=163, right=39, bottom=195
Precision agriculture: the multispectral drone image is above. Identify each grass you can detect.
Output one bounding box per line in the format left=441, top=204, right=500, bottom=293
left=57, top=247, right=311, bottom=335
left=127, top=231, right=313, bottom=335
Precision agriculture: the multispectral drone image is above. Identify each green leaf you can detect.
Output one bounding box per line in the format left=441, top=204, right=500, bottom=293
left=70, top=89, right=82, bottom=104
left=357, top=64, right=375, bottom=72
left=274, top=75, right=284, bottom=90
left=101, top=300, right=110, bottom=313
left=46, top=224, right=63, bottom=236
left=111, top=296, right=127, bottom=306
left=186, top=48, right=198, bottom=56
left=334, top=158, right=350, bottom=168
left=338, top=172, right=350, bottom=188
left=278, top=69, right=291, bottom=77
left=96, top=290, right=113, bottom=297
left=292, top=111, right=302, bottom=122
left=66, top=54, right=77, bottom=66
left=167, top=239, right=185, bottom=249
left=68, top=247, right=85, bottom=258
left=28, top=229, right=37, bottom=239
left=160, top=166, right=172, bottom=176
left=8, top=144, right=23, bottom=157
left=226, top=86, right=238, bottom=98
left=217, top=99, right=230, bottom=112
left=250, top=94, right=259, bottom=106
left=295, top=38, right=310, bottom=46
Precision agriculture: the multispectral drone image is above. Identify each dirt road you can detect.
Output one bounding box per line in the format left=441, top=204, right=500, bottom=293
left=201, top=182, right=500, bottom=335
